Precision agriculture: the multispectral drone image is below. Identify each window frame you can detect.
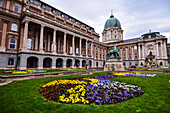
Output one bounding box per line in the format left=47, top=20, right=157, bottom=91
left=43, top=41, right=46, bottom=51
left=27, top=38, right=33, bottom=50
left=129, top=53, right=131, bottom=59
left=11, top=23, right=18, bottom=32
left=115, top=35, right=117, bottom=39
left=13, top=5, right=20, bottom=13
left=9, top=38, right=17, bottom=50
left=0, top=0, right=2, bottom=7
left=135, top=53, right=138, bottom=58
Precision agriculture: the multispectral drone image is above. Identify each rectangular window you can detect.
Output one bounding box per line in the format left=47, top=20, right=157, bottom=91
left=123, top=54, right=125, bottom=59
left=61, top=45, right=64, bottom=53
left=0, top=0, right=2, bottom=7
left=135, top=53, right=138, bottom=58
left=128, top=47, right=131, bottom=50
left=14, top=5, right=19, bottom=13
left=123, top=48, right=125, bottom=51
left=8, top=58, right=14, bottom=66
left=70, top=47, right=72, bottom=54
left=129, top=54, right=131, bottom=59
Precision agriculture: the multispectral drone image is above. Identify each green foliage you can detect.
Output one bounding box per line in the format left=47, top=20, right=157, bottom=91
left=0, top=72, right=170, bottom=113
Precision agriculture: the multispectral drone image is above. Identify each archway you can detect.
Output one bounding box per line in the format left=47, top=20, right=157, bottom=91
left=89, top=60, right=92, bottom=67
left=96, top=62, right=98, bottom=67
left=82, top=60, right=86, bottom=67
left=27, top=56, right=38, bottom=68
left=66, top=59, right=72, bottom=67
left=43, top=57, right=52, bottom=68
left=56, top=58, right=63, bottom=67
left=75, top=59, right=80, bottom=67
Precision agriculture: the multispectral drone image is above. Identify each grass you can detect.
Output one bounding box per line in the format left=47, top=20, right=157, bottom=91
left=0, top=68, right=92, bottom=76
left=0, top=71, right=170, bottom=113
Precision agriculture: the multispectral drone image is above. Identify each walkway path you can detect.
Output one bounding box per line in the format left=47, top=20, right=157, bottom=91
left=0, top=69, right=103, bottom=86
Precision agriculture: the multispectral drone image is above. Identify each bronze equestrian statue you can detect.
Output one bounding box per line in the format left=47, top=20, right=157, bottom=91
left=107, top=45, right=121, bottom=59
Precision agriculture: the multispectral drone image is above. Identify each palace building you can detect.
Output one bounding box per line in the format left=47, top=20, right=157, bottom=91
left=0, top=0, right=169, bottom=70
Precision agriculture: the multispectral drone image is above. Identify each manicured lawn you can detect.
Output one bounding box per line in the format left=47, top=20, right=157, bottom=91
left=0, top=71, right=170, bottom=113
left=0, top=68, right=92, bottom=76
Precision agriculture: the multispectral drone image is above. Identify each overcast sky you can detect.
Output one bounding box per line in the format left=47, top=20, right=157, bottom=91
left=41, top=0, right=170, bottom=43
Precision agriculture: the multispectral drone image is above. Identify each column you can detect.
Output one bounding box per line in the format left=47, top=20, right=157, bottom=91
left=72, top=36, right=75, bottom=55
left=64, top=32, right=67, bottom=55
left=120, top=48, right=123, bottom=59
left=53, top=30, right=56, bottom=53
left=0, top=20, right=9, bottom=51
left=39, top=24, right=44, bottom=52
left=35, top=30, right=39, bottom=50
left=161, top=42, right=164, bottom=59
left=86, top=40, right=88, bottom=57
left=132, top=46, right=134, bottom=60
left=22, top=21, right=29, bottom=50
left=142, top=44, right=145, bottom=59
left=91, top=42, right=93, bottom=58
left=125, top=47, right=128, bottom=60
left=156, top=43, right=159, bottom=59
left=47, top=34, right=51, bottom=51
left=138, top=44, right=141, bottom=59
left=6, top=0, right=10, bottom=10
left=164, top=40, right=168, bottom=59
left=101, top=48, right=103, bottom=60
left=79, top=38, right=82, bottom=56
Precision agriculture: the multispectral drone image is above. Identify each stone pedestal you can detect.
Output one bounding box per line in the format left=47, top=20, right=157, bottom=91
left=104, top=59, right=125, bottom=71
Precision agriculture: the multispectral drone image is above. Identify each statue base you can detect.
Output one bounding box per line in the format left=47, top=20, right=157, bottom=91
left=104, top=59, right=125, bottom=71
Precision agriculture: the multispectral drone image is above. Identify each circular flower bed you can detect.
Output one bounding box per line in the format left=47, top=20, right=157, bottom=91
left=39, top=73, right=144, bottom=105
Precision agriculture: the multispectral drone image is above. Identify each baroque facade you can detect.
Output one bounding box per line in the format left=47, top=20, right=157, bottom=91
left=0, top=0, right=169, bottom=70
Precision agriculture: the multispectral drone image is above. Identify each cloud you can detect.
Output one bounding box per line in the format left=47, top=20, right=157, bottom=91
left=41, top=0, right=170, bottom=43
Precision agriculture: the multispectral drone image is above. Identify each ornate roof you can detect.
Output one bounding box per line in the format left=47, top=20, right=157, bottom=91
left=104, top=14, right=121, bottom=29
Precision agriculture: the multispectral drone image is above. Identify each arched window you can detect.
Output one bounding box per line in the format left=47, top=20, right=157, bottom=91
left=115, top=35, right=117, bottom=39
left=11, top=23, right=18, bottom=31
left=27, top=38, right=33, bottom=49
left=9, top=38, right=16, bottom=49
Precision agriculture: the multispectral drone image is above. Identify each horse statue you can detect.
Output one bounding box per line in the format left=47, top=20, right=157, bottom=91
left=107, top=45, right=121, bottom=59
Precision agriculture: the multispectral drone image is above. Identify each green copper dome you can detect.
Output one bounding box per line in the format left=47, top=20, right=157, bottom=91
left=104, top=15, right=121, bottom=29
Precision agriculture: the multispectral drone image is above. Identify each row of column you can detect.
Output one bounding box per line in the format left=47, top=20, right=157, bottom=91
left=156, top=41, right=168, bottom=59
left=138, top=41, right=168, bottom=60
left=22, top=21, right=93, bottom=57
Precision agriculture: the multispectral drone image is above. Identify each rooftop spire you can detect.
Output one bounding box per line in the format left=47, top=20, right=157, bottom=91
left=110, top=10, right=114, bottom=18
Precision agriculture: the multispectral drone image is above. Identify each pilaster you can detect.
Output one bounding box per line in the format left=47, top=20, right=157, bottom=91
left=0, top=20, right=9, bottom=52
left=22, top=20, right=29, bottom=51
